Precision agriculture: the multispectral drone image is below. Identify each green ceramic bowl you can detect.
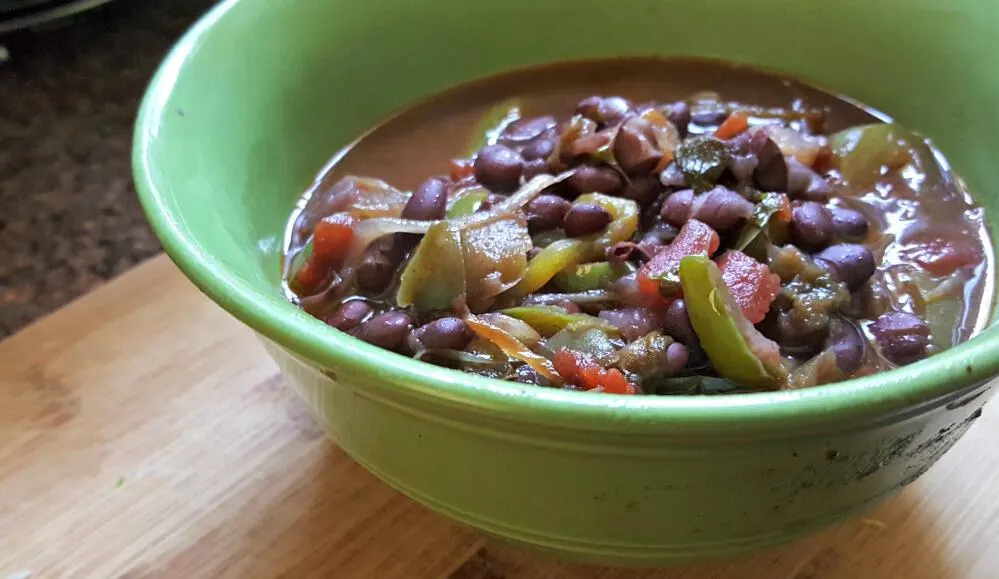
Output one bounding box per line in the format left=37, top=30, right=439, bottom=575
left=133, top=0, right=999, bottom=566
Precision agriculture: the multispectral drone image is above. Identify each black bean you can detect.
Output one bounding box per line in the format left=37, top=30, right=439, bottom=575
left=664, top=342, right=690, bottom=375
left=606, top=241, right=649, bottom=264
left=563, top=203, right=612, bottom=237
left=826, top=318, right=865, bottom=373
left=568, top=132, right=613, bottom=158
left=410, top=317, right=473, bottom=351
left=521, top=158, right=549, bottom=180
left=502, top=115, right=556, bottom=143
left=660, top=188, right=695, bottom=226
left=513, top=364, right=551, bottom=386
left=830, top=207, right=869, bottom=241
left=620, top=176, right=661, bottom=206
left=614, top=116, right=663, bottom=175
left=666, top=101, right=691, bottom=136
left=356, top=246, right=397, bottom=294
left=665, top=299, right=699, bottom=348
left=474, top=144, right=524, bottom=193
left=689, top=186, right=754, bottom=231
left=691, top=109, right=728, bottom=127
left=575, top=96, right=633, bottom=126
left=326, top=300, right=373, bottom=332
left=659, top=162, right=687, bottom=188
left=522, top=138, right=555, bottom=161
left=871, top=312, right=931, bottom=365
left=575, top=96, right=603, bottom=121
left=640, top=221, right=679, bottom=249
left=789, top=201, right=835, bottom=251
left=786, top=158, right=832, bottom=201
left=753, top=138, right=788, bottom=192
left=526, top=194, right=571, bottom=233
left=598, top=96, right=633, bottom=125
left=814, top=243, right=876, bottom=291
left=567, top=165, right=623, bottom=195
left=353, top=311, right=414, bottom=352
left=402, top=177, right=448, bottom=221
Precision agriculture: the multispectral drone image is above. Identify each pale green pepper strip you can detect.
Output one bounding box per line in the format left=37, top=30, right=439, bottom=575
left=465, top=99, right=521, bottom=157
left=446, top=189, right=490, bottom=218
left=500, top=305, right=616, bottom=337
left=506, top=238, right=588, bottom=299
left=679, top=254, right=784, bottom=388
left=554, top=261, right=635, bottom=292
left=396, top=222, right=466, bottom=311
left=830, top=123, right=938, bottom=188
left=572, top=193, right=639, bottom=260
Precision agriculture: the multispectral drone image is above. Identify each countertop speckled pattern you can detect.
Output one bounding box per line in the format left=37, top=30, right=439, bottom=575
left=0, top=0, right=214, bottom=336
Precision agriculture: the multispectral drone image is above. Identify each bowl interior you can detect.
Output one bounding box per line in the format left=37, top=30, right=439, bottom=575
left=135, top=0, right=999, bottom=427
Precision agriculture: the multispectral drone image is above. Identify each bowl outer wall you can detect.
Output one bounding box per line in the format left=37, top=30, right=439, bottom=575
left=132, top=0, right=999, bottom=562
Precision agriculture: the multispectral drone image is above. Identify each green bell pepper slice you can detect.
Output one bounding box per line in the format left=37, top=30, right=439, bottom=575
left=679, top=254, right=785, bottom=388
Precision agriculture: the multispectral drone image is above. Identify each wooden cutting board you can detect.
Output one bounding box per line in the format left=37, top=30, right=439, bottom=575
left=2, top=255, right=998, bottom=579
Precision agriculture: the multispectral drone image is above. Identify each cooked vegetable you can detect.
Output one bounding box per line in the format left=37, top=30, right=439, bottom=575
left=285, top=68, right=991, bottom=394
left=716, top=250, right=781, bottom=324
left=679, top=254, right=785, bottom=387
left=447, top=188, right=491, bottom=218
left=466, top=99, right=521, bottom=156
left=553, top=349, right=636, bottom=394
left=500, top=305, right=615, bottom=337
left=466, top=314, right=561, bottom=384
left=396, top=222, right=466, bottom=311
left=637, top=219, right=720, bottom=300
left=674, top=136, right=731, bottom=191
left=714, top=110, right=750, bottom=140
left=615, top=331, right=687, bottom=379
left=554, top=261, right=633, bottom=292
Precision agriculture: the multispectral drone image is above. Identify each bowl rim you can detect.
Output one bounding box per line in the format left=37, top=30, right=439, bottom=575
left=132, top=0, right=999, bottom=435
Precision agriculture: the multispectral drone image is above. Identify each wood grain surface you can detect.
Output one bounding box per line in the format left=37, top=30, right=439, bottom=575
left=1, top=255, right=997, bottom=579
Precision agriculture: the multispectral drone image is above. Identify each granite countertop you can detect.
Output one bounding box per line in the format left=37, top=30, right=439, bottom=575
left=0, top=0, right=214, bottom=337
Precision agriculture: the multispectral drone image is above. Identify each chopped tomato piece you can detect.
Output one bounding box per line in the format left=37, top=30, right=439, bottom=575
left=716, top=250, right=781, bottom=324
left=902, top=238, right=981, bottom=277
left=714, top=110, right=750, bottom=140
left=313, top=213, right=357, bottom=263
left=292, top=260, right=333, bottom=296
left=600, top=368, right=636, bottom=395
left=773, top=193, right=792, bottom=223
left=553, top=350, right=637, bottom=394
left=638, top=219, right=721, bottom=301
left=293, top=213, right=357, bottom=295
left=449, top=158, right=475, bottom=181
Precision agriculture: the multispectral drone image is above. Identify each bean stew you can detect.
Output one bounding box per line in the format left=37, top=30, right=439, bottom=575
left=282, top=58, right=994, bottom=395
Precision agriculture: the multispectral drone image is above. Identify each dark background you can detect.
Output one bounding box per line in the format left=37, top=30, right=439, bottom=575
left=0, top=0, right=213, bottom=335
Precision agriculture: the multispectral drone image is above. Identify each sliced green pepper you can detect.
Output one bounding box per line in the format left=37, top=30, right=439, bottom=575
left=465, top=99, right=521, bottom=157
left=572, top=193, right=639, bottom=259
left=678, top=254, right=785, bottom=388
left=447, top=188, right=490, bottom=218
left=500, top=305, right=615, bottom=337
left=506, top=238, right=588, bottom=298
left=396, top=222, right=466, bottom=311
left=553, top=261, right=634, bottom=292
left=830, top=123, right=938, bottom=188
